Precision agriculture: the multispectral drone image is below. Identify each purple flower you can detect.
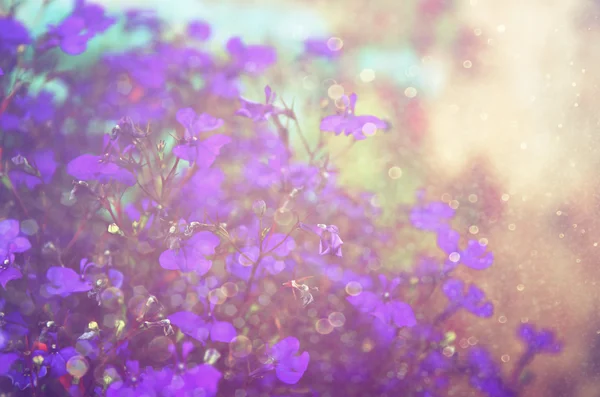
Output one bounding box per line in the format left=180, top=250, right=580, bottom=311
left=188, top=20, right=211, bottom=40
left=2, top=351, right=48, bottom=390
left=347, top=275, right=417, bottom=328
left=67, top=153, right=136, bottom=186
left=175, top=364, right=222, bottom=397
left=168, top=311, right=236, bottom=344
left=299, top=223, right=343, bottom=257
left=9, top=149, right=57, bottom=189
left=303, top=38, right=341, bottom=58
left=467, top=348, right=516, bottom=397
left=207, top=72, right=240, bottom=98
left=410, top=200, right=455, bottom=231
left=42, top=346, right=78, bottom=377
left=320, top=93, right=387, bottom=140
left=29, top=91, right=56, bottom=123
left=47, top=2, right=116, bottom=55
left=226, top=36, right=277, bottom=74
left=236, top=85, right=283, bottom=122
left=0, top=68, right=3, bottom=76
left=159, top=231, right=220, bottom=276
left=442, top=278, right=493, bottom=318
left=44, top=266, right=93, bottom=297
left=437, top=226, right=494, bottom=271
left=124, top=9, right=160, bottom=31
left=107, top=360, right=157, bottom=397
left=172, top=108, right=231, bottom=167
left=518, top=324, right=562, bottom=354
left=0, top=220, right=31, bottom=289
left=251, top=336, right=310, bottom=385
left=0, top=17, right=31, bottom=54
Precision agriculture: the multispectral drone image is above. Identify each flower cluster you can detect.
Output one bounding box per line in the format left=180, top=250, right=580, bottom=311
left=0, top=1, right=561, bottom=396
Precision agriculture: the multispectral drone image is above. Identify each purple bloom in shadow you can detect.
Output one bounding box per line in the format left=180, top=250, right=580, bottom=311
left=67, top=153, right=136, bottom=186
left=3, top=351, right=48, bottom=390
left=442, top=278, right=493, bottom=318
left=320, top=93, right=387, bottom=140
left=159, top=231, right=220, bottom=276
left=251, top=336, right=310, bottom=385
left=0, top=220, right=31, bottom=288
left=42, top=346, right=78, bottom=377
left=299, top=223, right=343, bottom=257
left=467, top=348, right=516, bottom=397
left=410, top=200, right=455, bottom=231
left=0, top=17, right=31, bottom=54
left=226, top=36, right=277, bottom=74
left=107, top=360, right=157, bottom=397
left=29, top=91, right=56, bottom=123
left=347, top=275, right=417, bottom=328
left=173, top=108, right=231, bottom=167
left=44, top=266, right=92, bottom=297
left=168, top=311, right=236, bottom=344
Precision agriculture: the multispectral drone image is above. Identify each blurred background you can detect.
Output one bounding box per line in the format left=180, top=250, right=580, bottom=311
left=17, top=0, right=600, bottom=395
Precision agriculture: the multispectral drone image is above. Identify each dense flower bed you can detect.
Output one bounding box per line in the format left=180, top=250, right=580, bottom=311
left=0, top=1, right=560, bottom=396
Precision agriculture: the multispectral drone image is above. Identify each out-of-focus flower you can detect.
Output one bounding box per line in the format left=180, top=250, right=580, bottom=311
left=442, top=278, right=493, bottom=318
left=320, top=93, right=387, bottom=140
left=437, top=226, right=494, bottom=271
left=67, top=153, right=136, bottom=186
left=236, top=85, right=284, bottom=122
left=226, top=37, right=277, bottom=74
left=3, top=353, right=48, bottom=390
left=410, top=200, right=455, bottom=231
left=0, top=220, right=31, bottom=289
left=299, top=222, right=343, bottom=257
left=467, top=348, right=516, bottom=397
left=168, top=311, right=236, bottom=344
left=41, top=346, right=78, bottom=377
left=347, top=275, right=417, bottom=328
left=44, top=266, right=93, bottom=297
left=124, top=9, right=160, bottom=31
left=0, top=16, right=31, bottom=54
left=46, top=2, right=116, bottom=55
left=159, top=231, right=220, bottom=276
left=518, top=324, right=562, bottom=354
left=303, top=38, right=341, bottom=58
left=250, top=336, right=310, bottom=385
left=107, top=360, right=157, bottom=397
left=172, top=108, right=231, bottom=167
left=187, top=20, right=211, bottom=40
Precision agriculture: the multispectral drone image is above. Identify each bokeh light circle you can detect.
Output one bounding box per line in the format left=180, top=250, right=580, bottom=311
left=328, top=312, right=346, bottom=327
left=229, top=335, right=253, bottom=358
left=316, top=318, right=334, bottom=335
left=345, top=281, right=363, bottom=296
left=66, top=355, right=89, bottom=378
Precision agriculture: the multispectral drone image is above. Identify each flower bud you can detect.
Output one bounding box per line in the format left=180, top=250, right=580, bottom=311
left=157, top=140, right=166, bottom=153
left=252, top=200, right=266, bottom=217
